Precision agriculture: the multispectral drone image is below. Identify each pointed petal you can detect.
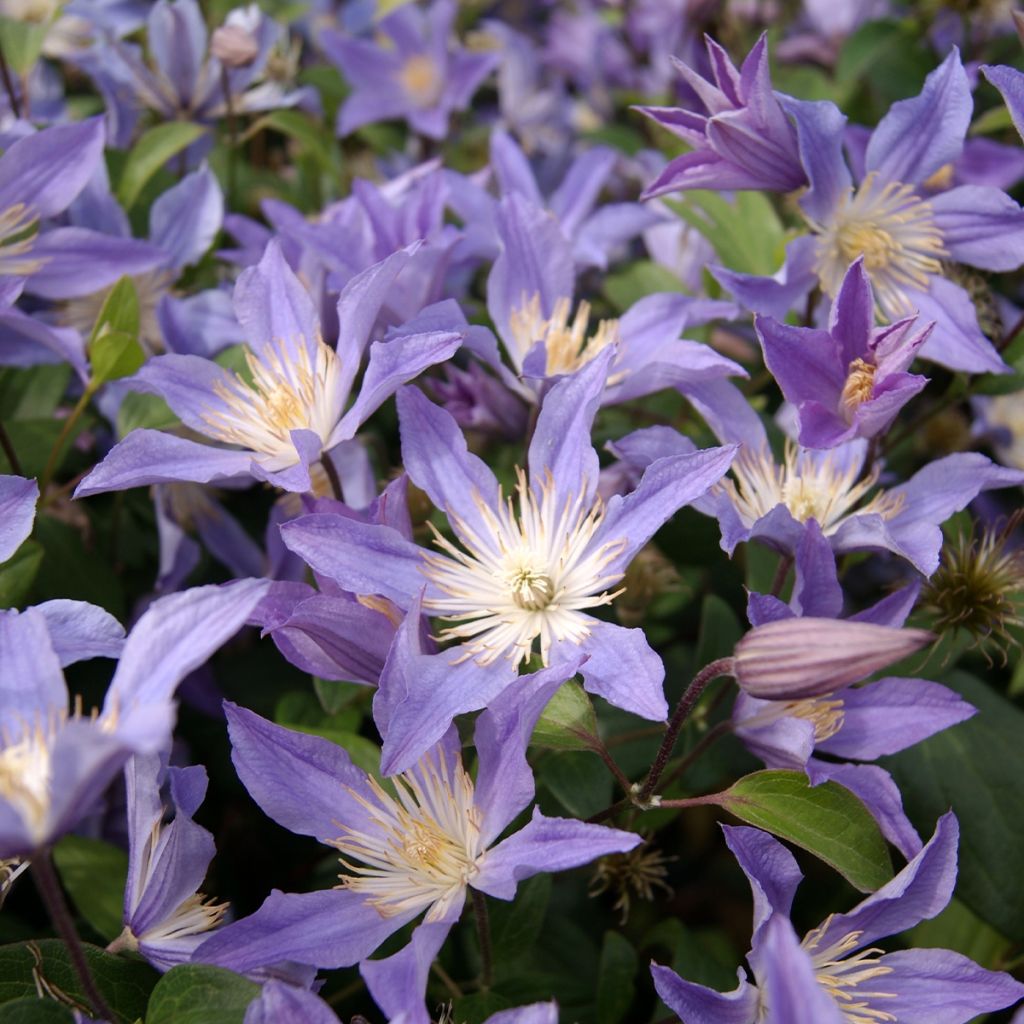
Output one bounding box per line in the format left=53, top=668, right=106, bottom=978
left=0, top=474, right=37, bottom=563
left=651, top=964, right=758, bottom=1024
left=34, top=600, right=124, bottom=666
left=576, top=621, right=667, bottom=721
left=722, top=824, right=802, bottom=943
left=759, top=914, right=845, bottom=1024
left=929, top=185, right=1024, bottom=272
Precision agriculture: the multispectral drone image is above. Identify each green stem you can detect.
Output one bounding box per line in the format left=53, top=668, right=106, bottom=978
left=39, top=385, right=96, bottom=500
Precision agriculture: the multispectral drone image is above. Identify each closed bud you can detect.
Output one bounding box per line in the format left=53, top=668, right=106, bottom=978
left=732, top=617, right=933, bottom=700
left=210, top=24, right=259, bottom=68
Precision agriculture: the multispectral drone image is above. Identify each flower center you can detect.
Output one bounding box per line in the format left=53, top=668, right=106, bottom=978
left=811, top=172, right=946, bottom=319
left=508, top=294, right=620, bottom=378
left=802, top=918, right=898, bottom=1023
left=420, top=468, right=627, bottom=667
left=721, top=442, right=903, bottom=536
left=0, top=725, right=53, bottom=840
left=840, top=358, right=877, bottom=420
left=331, top=750, right=483, bottom=922
left=398, top=54, right=444, bottom=107
left=201, top=337, right=342, bottom=468
left=0, top=202, right=44, bottom=277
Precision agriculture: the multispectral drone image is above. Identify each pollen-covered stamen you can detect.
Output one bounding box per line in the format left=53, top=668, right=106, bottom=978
left=201, top=336, right=343, bottom=468
left=840, top=358, right=877, bottom=420
left=398, top=53, right=444, bottom=107
left=0, top=202, right=44, bottom=276
left=330, top=750, right=483, bottom=922
left=811, top=172, right=946, bottom=319
left=802, top=917, right=898, bottom=1023
left=0, top=722, right=55, bottom=839
left=420, top=468, right=628, bottom=667
left=741, top=695, right=846, bottom=742
left=508, top=294, right=621, bottom=377
left=721, top=442, right=904, bottom=536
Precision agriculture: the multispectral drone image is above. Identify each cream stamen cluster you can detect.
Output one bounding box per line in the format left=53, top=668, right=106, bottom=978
left=508, top=293, right=620, bottom=377
left=0, top=202, right=44, bottom=277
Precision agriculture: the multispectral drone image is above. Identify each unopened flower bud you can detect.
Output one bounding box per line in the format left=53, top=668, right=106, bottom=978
left=210, top=24, right=259, bottom=68
left=732, top=617, right=933, bottom=700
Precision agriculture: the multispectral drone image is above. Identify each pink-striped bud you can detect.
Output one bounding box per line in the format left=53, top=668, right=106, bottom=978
left=732, top=617, right=933, bottom=699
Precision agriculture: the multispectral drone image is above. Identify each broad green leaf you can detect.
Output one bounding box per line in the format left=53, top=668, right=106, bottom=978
left=241, top=110, right=336, bottom=172
left=603, top=260, right=688, bottom=313
left=910, top=897, right=1012, bottom=968
left=116, top=392, right=179, bottom=437
left=117, top=123, right=207, bottom=209
left=0, top=366, right=71, bottom=421
left=0, top=940, right=156, bottom=1022
left=0, top=19, right=47, bottom=75
left=89, top=277, right=139, bottom=345
left=490, top=875, right=551, bottom=962
left=531, top=679, right=598, bottom=751
left=0, top=420, right=91, bottom=479
left=0, top=1000, right=74, bottom=1024
left=883, top=672, right=1024, bottom=942
left=596, top=931, right=637, bottom=1024
left=539, top=750, right=613, bottom=819
left=89, top=332, right=144, bottom=385
left=451, top=992, right=512, bottom=1024
left=312, top=677, right=366, bottom=715
left=718, top=770, right=894, bottom=892
left=0, top=541, right=43, bottom=610
left=146, top=965, right=260, bottom=1024
left=694, top=593, right=743, bottom=669
left=32, top=517, right=125, bottom=617
left=53, top=836, right=129, bottom=942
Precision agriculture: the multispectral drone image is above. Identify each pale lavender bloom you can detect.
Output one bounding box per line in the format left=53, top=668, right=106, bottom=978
left=281, top=356, right=736, bottom=770
left=0, top=118, right=160, bottom=304
left=652, top=815, right=1024, bottom=1024
left=0, top=579, right=267, bottom=858
left=636, top=34, right=806, bottom=198
left=982, top=64, right=1024, bottom=143
left=0, top=474, right=38, bottom=563
left=108, top=754, right=225, bottom=971
left=323, top=0, right=499, bottom=140
left=756, top=258, right=931, bottom=448
left=733, top=520, right=973, bottom=858
left=75, top=241, right=463, bottom=497
left=609, top=426, right=1024, bottom=574
left=717, top=50, right=1024, bottom=375
left=195, top=662, right=639, bottom=980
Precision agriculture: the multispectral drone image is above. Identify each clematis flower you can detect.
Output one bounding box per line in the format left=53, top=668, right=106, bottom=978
left=194, top=660, right=640, bottom=983
left=715, top=49, right=1024, bottom=375
left=281, top=353, right=737, bottom=770
left=756, top=258, right=931, bottom=449
left=322, top=0, right=499, bottom=141
left=607, top=426, right=1024, bottom=574
left=75, top=240, right=463, bottom=497
left=107, top=754, right=225, bottom=971
left=733, top=520, right=974, bottom=858
left=0, top=579, right=267, bottom=858
left=651, top=815, right=1024, bottom=1024
left=982, top=65, right=1024, bottom=143
left=636, top=33, right=807, bottom=198
left=0, top=474, right=38, bottom=563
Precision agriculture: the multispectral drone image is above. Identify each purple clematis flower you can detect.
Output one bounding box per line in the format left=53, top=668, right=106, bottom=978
left=652, top=815, right=1024, bottom=1024
left=0, top=117, right=160, bottom=305
left=0, top=474, right=38, bottom=563
left=75, top=240, right=463, bottom=497
left=281, top=354, right=737, bottom=770
left=756, top=258, right=931, bottom=449
left=107, top=754, right=225, bottom=971
left=636, top=33, right=806, bottom=198
left=716, top=49, right=1024, bottom=375
left=0, top=578, right=267, bottom=858
left=609, top=426, right=1024, bottom=574
left=195, top=660, right=639, bottom=982
left=322, top=0, right=499, bottom=141
left=734, top=520, right=973, bottom=858
left=982, top=64, right=1024, bottom=143
left=243, top=980, right=340, bottom=1024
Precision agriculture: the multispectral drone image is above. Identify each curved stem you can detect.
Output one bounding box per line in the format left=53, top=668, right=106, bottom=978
left=31, top=850, right=116, bottom=1022
left=768, top=554, right=793, bottom=599
left=471, top=888, right=492, bottom=990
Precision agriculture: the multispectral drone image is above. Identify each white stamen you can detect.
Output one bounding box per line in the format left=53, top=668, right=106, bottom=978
left=420, top=468, right=626, bottom=668
left=0, top=723, right=52, bottom=840
left=0, top=202, right=45, bottom=276
left=507, top=294, right=620, bottom=378
left=810, top=172, right=946, bottom=319
left=721, top=442, right=903, bottom=537
left=330, top=749, right=483, bottom=921
left=201, top=336, right=343, bottom=470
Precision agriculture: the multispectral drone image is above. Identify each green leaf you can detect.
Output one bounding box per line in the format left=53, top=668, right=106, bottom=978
left=0, top=999, right=74, bottom=1024
left=603, top=260, right=688, bottom=313
left=0, top=940, right=156, bottom=1023
left=89, top=331, right=145, bottom=385
left=117, top=123, right=207, bottom=209
left=539, top=750, right=613, bottom=819
left=667, top=191, right=785, bottom=276
left=0, top=19, right=48, bottom=75
left=146, top=965, right=260, bottom=1024
left=0, top=541, right=43, bottom=610
left=883, top=672, right=1024, bottom=942
left=52, top=836, right=129, bottom=942
left=530, top=679, right=598, bottom=751
left=0, top=366, right=72, bottom=421
left=450, top=992, right=511, bottom=1024
left=116, top=392, right=179, bottom=438
left=490, top=875, right=551, bottom=962
left=910, top=897, right=1012, bottom=968
left=312, top=677, right=366, bottom=715
left=596, top=931, right=637, bottom=1024
left=694, top=593, right=743, bottom=669
left=31, top=516, right=125, bottom=617
left=241, top=110, right=337, bottom=172
left=970, top=104, right=1014, bottom=136
left=89, top=277, right=140, bottom=344
left=717, top=770, right=894, bottom=892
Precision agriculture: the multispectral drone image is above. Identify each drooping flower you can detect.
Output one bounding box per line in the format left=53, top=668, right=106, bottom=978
left=281, top=354, right=737, bottom=770
left=322, top=0, right=499, bottom=141
left=652, top=815, right=1024, bottom=1024
left=0, top=579, right=267, bottom=858
left=75, top=240, right=463, bottom=497
left=636, top=33, right=807, bottom=198
left=716, top=50, right=1024, bottom=375
left=756, top=258, right=931, bottom=449
left=195, top=661, right=639, bottom=993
